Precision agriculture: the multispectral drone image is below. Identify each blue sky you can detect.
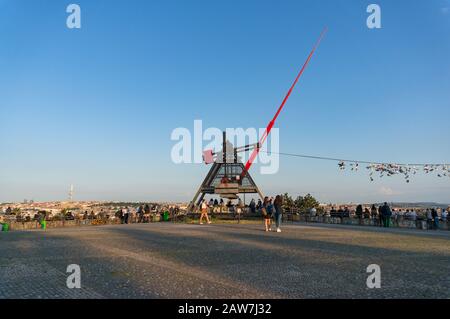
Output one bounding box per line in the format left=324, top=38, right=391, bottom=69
left=0, top=0, right=449, bottom=203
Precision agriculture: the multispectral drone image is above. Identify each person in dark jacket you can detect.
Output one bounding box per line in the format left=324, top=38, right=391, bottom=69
left=137, top=205, right=144, bottom=223
left=274, top=195, right=283, bottom=233
left=378, top=205, right=384, bottom=227
left=249, top=199, right=256, bottom=214
left=431, top=208, right=439, bottom=230
left=355, top=204, right=363, bottom=224
left=381, top=202, right=392, bottom=227
left=262, top=197, right=272, bottom=232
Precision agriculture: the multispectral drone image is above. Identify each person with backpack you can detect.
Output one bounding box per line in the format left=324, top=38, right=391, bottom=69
left=262, top=197, right=272, bottom=232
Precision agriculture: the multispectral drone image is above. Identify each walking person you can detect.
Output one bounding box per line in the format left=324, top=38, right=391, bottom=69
left=199, top=199, right=211, bottom=225
left=261, top=197, right=271, bottom=232
left=274, top=195, right=283, bottom=233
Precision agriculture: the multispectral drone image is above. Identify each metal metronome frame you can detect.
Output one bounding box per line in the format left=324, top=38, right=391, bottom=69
left=187, top=131, right=264, bottom=212
left=187, top=28, right=327, bottom=212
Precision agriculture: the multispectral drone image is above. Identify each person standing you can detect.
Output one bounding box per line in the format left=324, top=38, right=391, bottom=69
left=123, top=206, right=130, bottom=224
left=378, top=205, right=384, bottom=227
left=249, top=199, right=256, bottom=214
left=266, top=198, right=274, bottom=231
left=256, top=199, right=263, bottom=212
left=219, top=198, right=225, bottom=213
left=426, top=208, right=433, bottom=230
left=410, top=209, right=417, bottom=221
left=117, top=208, right=124, bottom=224
left=381, top=202, right=391, bottom=227
left=261, top=197, right=271, bottom=232
left=199, top=199, right=211, bottom=225
left=137, top=205, right=144, bottom=223
left=274, top=195, right=283, bottom=233
left=144, top=204, right=150, bottom=223
left=441, top=208, right=448, bottom=223
left=364, top=207, right=370, bottom=219
left=431, top=208, right=439, bottom=230
left=370, top=204, right=378, bottom=225
left=355, top=204, right=363, bottom=225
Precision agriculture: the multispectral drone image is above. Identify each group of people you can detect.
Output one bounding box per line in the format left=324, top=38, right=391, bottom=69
left=425, top=208, right=445, bottom=230
left=116, top=204, right=164, bottom=224
left=198, top=195, right=284, bottom=232
left=259, top=195, right=284, bottom=233
left=202, top=198, right=245, bottom=214
left=353, top=203, right=448, bottom=229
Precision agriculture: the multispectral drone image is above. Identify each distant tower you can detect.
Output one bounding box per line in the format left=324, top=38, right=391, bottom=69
left=68, top=184, right=74, bottom=201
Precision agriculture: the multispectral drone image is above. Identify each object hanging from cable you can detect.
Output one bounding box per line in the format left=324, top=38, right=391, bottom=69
left=260, top=150, right=450, bottom=183
left=240, top=27, right=328, bottom=180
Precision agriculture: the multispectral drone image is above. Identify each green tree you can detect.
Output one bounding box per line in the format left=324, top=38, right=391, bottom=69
left=294, top=193, right=320, bottom=212
left=282, top=193, right=294, bottom=209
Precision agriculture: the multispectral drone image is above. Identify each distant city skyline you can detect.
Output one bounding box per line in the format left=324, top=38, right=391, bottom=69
left=1, top=0, right=449, bottom=203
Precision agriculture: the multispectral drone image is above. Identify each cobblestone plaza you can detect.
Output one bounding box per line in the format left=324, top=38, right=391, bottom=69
left=1, top=223, right=449, bottom=299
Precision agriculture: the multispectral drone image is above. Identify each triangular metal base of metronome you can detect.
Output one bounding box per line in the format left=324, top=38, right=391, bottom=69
left=187, top=161, right=264, bottom=212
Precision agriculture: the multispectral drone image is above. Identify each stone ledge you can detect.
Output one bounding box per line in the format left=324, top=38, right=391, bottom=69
left=290, top=215, right=449, bottom=230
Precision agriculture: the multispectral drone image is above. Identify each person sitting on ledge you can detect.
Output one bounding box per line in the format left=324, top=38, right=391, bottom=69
left=441, top=208, right=448, bottom=222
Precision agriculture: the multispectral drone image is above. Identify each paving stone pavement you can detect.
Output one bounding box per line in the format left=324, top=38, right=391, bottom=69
left=0, top=222, right=449, bottom=299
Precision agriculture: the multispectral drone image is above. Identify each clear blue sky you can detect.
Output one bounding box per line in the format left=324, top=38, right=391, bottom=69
left=1, top=0, right=449, bottom=203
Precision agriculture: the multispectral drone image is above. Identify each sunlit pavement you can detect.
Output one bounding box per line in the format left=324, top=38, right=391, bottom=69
left=1, top=222, right=449, bottom=299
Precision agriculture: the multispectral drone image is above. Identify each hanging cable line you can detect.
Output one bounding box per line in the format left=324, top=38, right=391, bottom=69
left=259, top=151, right=450, bottom=167
left=258, top=150, right=450, bottom=183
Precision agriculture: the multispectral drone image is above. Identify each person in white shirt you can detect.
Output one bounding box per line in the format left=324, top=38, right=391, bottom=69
left=441, top=209, right=448, bottom=222
left=199, top=199, right=211, bottom=225
left=409, top=210, right=417, bottom=221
